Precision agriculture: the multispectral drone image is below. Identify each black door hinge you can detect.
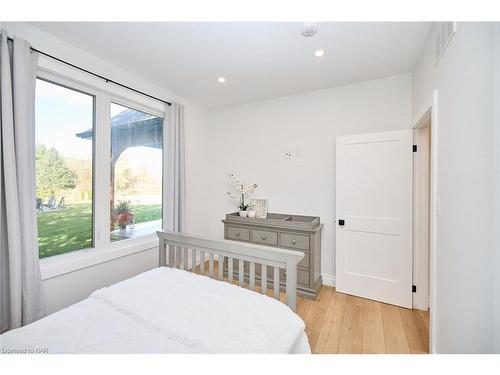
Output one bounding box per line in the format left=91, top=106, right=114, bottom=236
left=413, top=145, right=418, bottom=152
left=412, top=285, right=417, bottom=293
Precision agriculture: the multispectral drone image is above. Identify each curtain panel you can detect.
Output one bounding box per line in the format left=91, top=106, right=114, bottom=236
left=163, top=102, right=185, bottom=233
left=0, top=32, right=44, bottom=332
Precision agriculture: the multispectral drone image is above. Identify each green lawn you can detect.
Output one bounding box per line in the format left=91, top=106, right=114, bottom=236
left=37, top=203, right=161, bottom=258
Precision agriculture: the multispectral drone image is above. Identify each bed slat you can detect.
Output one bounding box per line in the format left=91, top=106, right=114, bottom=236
left=175, top=246, right=180, bottom=269
left=261, top=265, right=267, bottom=295
left=228, top=257, right=233, bottom=282
left=200, top=251, right=205, bottom=274
left=183, top=248, right=188, bottom=270
left=168, top=244, right=174, bottom=267
left=209, top=253, right=214, bottom=277
left=178, top=248, right=183, bottom=270
left=273, top=267, right=280, bottom=299
left=238, top=259, right=244, bottom=286
left=249, top=262, right=255, bottom=290
left=218, top=256, right=224, bottom=280
left=191, top=248, right=196, bottom=272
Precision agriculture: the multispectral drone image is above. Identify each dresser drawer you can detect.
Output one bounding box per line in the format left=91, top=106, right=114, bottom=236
left=227, top=226, right=250, bottom=241
left=252, top=229, right=278, bottom=246
left=280, top=233, right=310, bottom=251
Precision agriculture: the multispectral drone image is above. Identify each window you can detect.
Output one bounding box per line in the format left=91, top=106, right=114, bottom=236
left=34, top=69, right=166, bottom=261
left=109, top=103, right=163, bottom=241
left=35, top=79, right=94, bottom=258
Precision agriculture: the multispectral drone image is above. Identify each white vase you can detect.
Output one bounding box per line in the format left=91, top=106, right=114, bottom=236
left=239, top=210, right=248, bottom=217
left=247, top=210, right=256, bottom=218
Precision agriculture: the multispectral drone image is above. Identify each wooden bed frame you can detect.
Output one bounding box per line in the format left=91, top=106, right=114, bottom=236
left=157, top=231, right=305, bottom=311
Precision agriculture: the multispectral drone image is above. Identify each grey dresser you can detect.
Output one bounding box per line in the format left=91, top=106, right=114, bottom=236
left=222, top=213, right=322, bottom=299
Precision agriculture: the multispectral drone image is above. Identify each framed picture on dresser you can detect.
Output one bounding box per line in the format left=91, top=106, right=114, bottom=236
left=251, top=199, right=268, bottom=218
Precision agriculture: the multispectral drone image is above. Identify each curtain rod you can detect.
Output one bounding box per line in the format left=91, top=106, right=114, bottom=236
left=7, top=37, right=172, bottom=107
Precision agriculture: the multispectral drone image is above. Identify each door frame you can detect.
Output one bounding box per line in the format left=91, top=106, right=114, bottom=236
left=412, top=90, right=439, bottom=354
left=412, top=125, right=430, bottom=311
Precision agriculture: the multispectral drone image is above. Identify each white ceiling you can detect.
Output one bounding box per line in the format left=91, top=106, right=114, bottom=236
left=31, top=22, right=432, bottom=109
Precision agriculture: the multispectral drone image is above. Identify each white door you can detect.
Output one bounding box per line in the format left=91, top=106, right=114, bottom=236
left=336, top=130, right=413, bottom=308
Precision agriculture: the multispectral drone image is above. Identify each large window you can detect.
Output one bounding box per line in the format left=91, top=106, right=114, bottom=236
left=35, top=79, right=94, bottom=258
left=109, top=103, right=163, bottom=242
left=35, top=72, right=166, bottom=259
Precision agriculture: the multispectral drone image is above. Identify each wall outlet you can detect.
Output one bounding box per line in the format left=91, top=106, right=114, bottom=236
left=283, top=151, right=294, bottom=159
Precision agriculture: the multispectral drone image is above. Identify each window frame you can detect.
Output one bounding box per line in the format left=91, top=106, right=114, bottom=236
left=37, top=59, right=167, bottom=280
left=35, top=76, right=97, bottom=258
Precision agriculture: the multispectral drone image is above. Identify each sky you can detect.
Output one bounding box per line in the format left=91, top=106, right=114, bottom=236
left=35, top=79, right=162, bottom=177
left=36, top=79, right=93, bottom=159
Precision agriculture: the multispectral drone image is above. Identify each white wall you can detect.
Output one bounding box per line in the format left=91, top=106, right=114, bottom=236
left=42, top=248, right=158, bottom=313
left=413, top=22, right=496, bottom=353
left=494, top=23, right=500, bottom=354
left=1, top=22, right=209, bottom=314
left=205, top=74, right=412, bottom=281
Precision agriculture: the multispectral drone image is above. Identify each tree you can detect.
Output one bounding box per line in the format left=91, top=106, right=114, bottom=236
left=66, top=157, right=92, bottom=200
left=36, top=144, right=77, bottom=199
left=116, top=167, right=138, bottom=195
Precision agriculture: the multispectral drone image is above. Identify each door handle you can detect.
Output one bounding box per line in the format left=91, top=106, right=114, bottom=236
left=338, top=219, right=345, bottom=226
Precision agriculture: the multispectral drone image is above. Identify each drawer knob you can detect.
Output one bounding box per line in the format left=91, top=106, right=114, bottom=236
left=261, top=235, right=267, bottom=240
left=235, top=231, right=240, bottom=237
left=291, top=239, right=297, bottom=245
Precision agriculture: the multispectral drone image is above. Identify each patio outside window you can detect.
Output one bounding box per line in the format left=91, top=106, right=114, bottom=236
left=108, top=103, right=163, bottom=241
left=35, top=79, right=94, bottom=258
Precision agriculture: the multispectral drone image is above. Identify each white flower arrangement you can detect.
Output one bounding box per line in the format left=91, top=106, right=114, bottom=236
left=226, top=173, right=257, bottom=211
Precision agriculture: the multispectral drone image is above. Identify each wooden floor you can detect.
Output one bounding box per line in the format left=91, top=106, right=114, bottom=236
left=298, top=286, right=429, bottom=354
left=196, top=261, right=429, bottom=354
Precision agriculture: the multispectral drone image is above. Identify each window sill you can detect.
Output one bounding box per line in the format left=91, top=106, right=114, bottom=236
left=39, top=234, right=159, bottom=281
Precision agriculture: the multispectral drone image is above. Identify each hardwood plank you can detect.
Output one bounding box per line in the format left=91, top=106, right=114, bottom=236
left=418, top=309, right=430, bottom=336
left=315, top=286, right=334, bottom=309
left=362, top=299, right=386, bottom=354
left=280, top=291, right=287, bottom=304
left=400, top=308, right=429, bottom=354
left=304, top=304, right=328, bottom=352
left=337, top=295, right=364, bottom=354
left=296, top=297, right=313, bottom=321
left=315, top=291, right=347, bottom=354
left=380, top=304, right=411, bottom=354
left=410, top=349, right=428, bottom=354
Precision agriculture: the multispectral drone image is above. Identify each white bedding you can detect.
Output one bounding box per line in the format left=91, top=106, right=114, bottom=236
left=1, top=267, right=310, bottom=354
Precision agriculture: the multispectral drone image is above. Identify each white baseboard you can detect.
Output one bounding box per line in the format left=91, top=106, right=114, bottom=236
left=322, top=274, right=336, bottom=287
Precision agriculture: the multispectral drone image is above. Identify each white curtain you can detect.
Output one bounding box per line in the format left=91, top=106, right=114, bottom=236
left=163, top=102, right=185, bottom=233
left=0, top=33, right=44, bottom=332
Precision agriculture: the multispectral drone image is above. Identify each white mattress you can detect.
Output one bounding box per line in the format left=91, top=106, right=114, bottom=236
left=1, top=267, right=310, bottom=354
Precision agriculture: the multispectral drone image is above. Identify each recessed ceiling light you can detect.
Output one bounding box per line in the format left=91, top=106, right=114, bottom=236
left=217, top=77, right=226, bottom=83
left=314, top=49, right=325, bottom=57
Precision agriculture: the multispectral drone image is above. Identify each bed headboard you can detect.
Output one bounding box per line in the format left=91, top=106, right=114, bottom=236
left=157, top=231, right=304, bottom=312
